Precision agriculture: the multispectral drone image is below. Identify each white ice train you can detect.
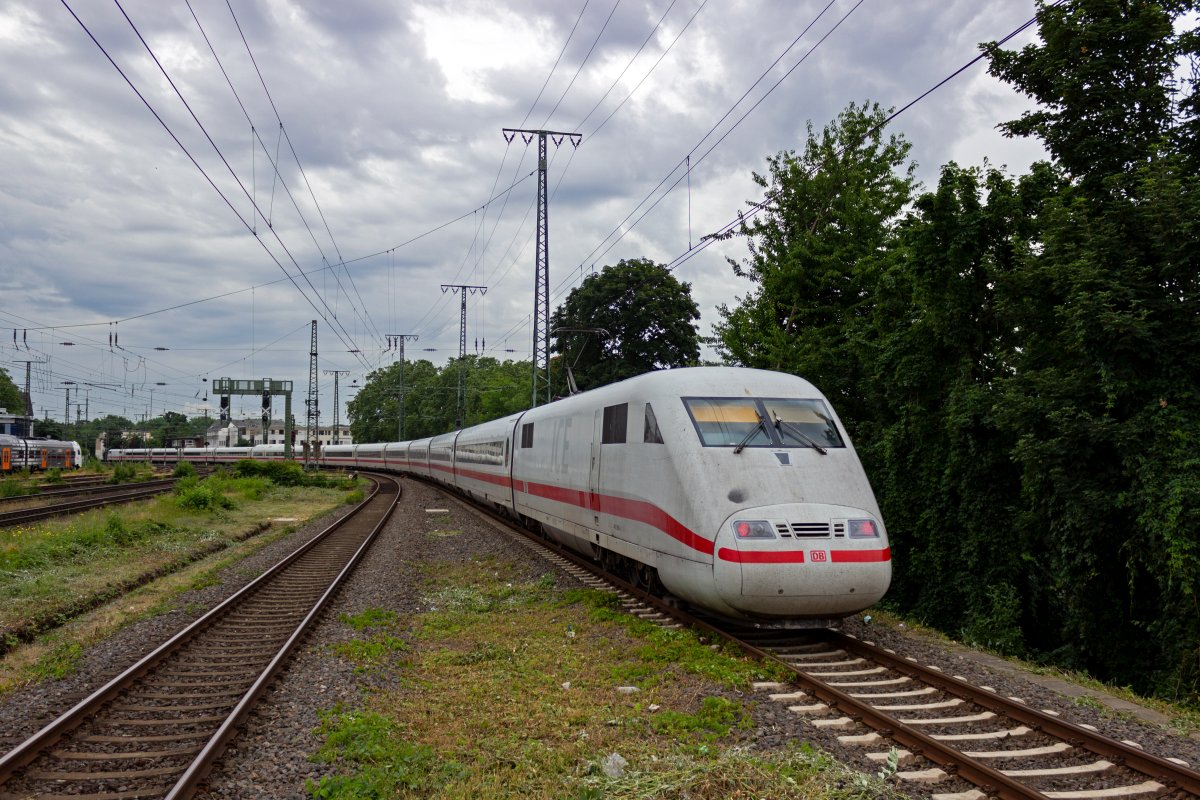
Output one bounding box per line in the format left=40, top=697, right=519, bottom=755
left=108, top=367, right=891, bottom=625
left=331, top=367, right=891, bottom=625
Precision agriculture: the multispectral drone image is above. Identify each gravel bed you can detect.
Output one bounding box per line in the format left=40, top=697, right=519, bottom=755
left=1, top=476, right=1197, bottom=799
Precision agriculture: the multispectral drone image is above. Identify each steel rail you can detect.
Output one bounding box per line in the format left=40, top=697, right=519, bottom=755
left=0, top=473, right=397, bottom=797
left=167, top=472, right=400, bottom=798
left=829, top=632, right=1200, bottom=796
left=443, top=485, right=1200, bottom=800
left=0, top=480, right=179, bottom=526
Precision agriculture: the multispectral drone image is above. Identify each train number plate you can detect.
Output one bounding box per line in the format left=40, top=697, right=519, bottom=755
left=809, top=550, right=827, bottom=562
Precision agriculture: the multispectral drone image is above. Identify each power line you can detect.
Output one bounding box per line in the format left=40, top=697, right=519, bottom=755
left=62, top=1, right=370, bottom=368
left=662, top=2, right=1060, bottom=275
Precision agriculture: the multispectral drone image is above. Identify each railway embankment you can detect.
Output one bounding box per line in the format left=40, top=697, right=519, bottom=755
left=0, top=469, right=359, bottom=671
left=0, top=474, right=1196, bottom=798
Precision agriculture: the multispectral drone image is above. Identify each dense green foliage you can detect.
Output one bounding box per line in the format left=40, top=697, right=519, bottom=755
left=717, top=1, right=1199, bottom=702
left=550, top=257, right=701, bottom=391
left=0, top=368, right=24, bottom=415
left=347, top=356, right=531, bottom=442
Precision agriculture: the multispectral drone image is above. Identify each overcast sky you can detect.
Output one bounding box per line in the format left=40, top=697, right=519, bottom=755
left=0, top=0, right=1049, bottom=430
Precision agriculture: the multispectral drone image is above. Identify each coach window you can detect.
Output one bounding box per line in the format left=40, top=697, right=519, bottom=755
left=602, top=403, right=628, bottom=444
left=521, top=422, right=534, bottom=448
left=643, top=403, right=664, bottom=444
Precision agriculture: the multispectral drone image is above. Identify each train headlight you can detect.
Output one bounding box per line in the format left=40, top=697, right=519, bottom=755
left=848, top=518, right=880, bottom=538
left=733, top=519, right=776, bottom=539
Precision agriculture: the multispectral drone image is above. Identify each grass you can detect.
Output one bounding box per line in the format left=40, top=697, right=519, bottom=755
left=312, top=559, right=902, bottom=800
left=0, top=472, right=363, bottom=691
left=0, top=518, right=311, bottom=693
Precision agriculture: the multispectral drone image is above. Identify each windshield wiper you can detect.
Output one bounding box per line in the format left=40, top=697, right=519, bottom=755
left=733, top=413, right=766, bottom=454
left=773, top=411, right=828, bottom=455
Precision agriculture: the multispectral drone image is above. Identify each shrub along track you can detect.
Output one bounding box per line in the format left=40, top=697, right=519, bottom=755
left=0, top=473, right=399, bottom=800
left=434, top=483, right=1200, bottom=800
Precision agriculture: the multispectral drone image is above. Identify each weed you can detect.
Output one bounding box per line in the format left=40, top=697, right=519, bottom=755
left=330, top=635, right=410, bottom=674
left=173, top=461, right=196, bottom=479
left=308, top=708, right=459, bottom=796
left=43, top=468, right=65, bottom=485
left=309, top=560, right=856, bottom=799
left=650, top=696, right=750, bottom=743
left=108, top=463, right=141, bottom=484
left=340, top=608, right=398, bottom=630
left=0, top=477, right=34, bottom=498
left=27, top=640, right=83, bottom=682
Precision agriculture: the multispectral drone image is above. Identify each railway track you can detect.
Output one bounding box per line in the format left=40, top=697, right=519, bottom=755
left=448, top=487, right=1200, bottom=800
left=0, top=478, right=185, bottom=527
left=0, top=472, right=400, bottom=799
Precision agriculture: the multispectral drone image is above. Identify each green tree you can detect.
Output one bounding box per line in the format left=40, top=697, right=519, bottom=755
left=0, top=368, right=25, bottom=416
left=346, top=357, right=530, bottom=443
left=549, top=258, right=700, bottom=393
left=975, top=0, right=1200, bottom=697
left=34, top=419, right=64, bottom=440
left=712, top=101, right=915, bottom=428
left=984, top=0, right=1195, bottom=198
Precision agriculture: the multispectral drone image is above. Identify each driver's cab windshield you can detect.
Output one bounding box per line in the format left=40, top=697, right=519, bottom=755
left=682, top=396, right=845, bottom=449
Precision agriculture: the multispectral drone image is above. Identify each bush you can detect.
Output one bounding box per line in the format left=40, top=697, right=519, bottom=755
left=44, top=468, right=65, bottom=484
left=233, top=459, right=308, bottom=486
left=0, top=476, right=35, bottom=498
left=175, top=477, right=235, bottom=511
left=173, top=461, right=196, bottom=479
left=108, top=463, right=139, bottom=484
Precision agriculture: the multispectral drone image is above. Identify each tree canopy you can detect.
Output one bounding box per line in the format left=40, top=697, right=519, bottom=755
left=549, top=257, right=700, bottom=392
left=714, top=2, right=1200, bottom=702
left=712, top=101, right=915, bottom=428
left=0, top=368, right=25, bottom=415
left=347, top=356, right=530, bottom=443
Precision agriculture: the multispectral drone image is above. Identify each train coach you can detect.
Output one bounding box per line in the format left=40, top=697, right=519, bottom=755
left=329, top=367, right=892, bottom=627
left=103, top=367, right=892, bottom=626
left=0, top=435, right=84, bottom=473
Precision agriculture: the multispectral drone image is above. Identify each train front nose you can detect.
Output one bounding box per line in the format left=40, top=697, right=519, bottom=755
left=712, top=503, right=892, bottom=619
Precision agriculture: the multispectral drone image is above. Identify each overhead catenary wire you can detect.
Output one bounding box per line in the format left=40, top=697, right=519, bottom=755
left=662, top=2, right=1061, bottom=275
left=563, top=0, right=851, bottom=292
left=223, top=0, right=385, bottom=347
left=465, top=0, right=709, bottom=351
left=76, top=0, right=370, bottom=368
left=185, top=0, right=380, bottom=349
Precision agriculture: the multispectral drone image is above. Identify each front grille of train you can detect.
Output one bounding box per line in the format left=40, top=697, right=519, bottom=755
left=775, top=521, right=836, bottom=538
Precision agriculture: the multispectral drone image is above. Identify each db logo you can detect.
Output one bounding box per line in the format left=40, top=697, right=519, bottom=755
left=810, top=550, right=827, bottom=562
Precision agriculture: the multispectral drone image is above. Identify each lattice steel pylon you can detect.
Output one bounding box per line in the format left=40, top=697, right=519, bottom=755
left=322, top=369, right=349, bottom=444
left=305, top=320, right=318, bottom=465
left=440, top=285, right=486, bottom=429
left=501, top=127, right=581, bottom=407
left=386, top=334, right=418, bottom=440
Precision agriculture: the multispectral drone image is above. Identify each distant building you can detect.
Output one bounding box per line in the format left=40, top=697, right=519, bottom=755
left=0, top=409, right=26, bottom=436
left=205, top=419, right=352, bottom=449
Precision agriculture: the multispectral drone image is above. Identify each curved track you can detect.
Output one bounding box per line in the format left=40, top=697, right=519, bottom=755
left=444, top=485, right=1200, bottom=800
left=0, top=472, right=400, bottom=799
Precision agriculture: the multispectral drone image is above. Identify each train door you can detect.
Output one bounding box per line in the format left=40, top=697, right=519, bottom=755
left=40, top=448, right=47, bottom=469
left=1, top=447, right=9, bottom=472
left=589, top=410, right=603, bottom=513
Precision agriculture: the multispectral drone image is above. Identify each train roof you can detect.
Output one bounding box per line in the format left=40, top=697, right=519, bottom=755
left=541, top=366, right=824, bottom=409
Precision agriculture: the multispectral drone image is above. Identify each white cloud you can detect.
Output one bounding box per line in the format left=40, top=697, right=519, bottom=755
left=0, top=0, right=1067, bottom=426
